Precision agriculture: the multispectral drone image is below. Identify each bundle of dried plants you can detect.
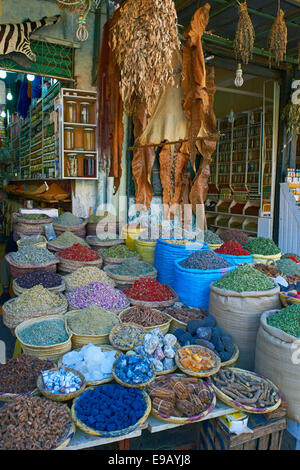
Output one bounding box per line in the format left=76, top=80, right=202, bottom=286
left=268, top=8, right=287, bottom=67
left=234, top=1, right=255, bottom=65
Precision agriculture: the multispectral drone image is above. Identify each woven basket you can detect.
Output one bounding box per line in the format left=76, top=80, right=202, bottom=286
left=0, top=359, right=55, bottom=402
left=37, top=367, right=87, bottom=402
left=2, top=294, right=68, bottom=330
left=112, top=352, right=156, bottom=389
left=119, top=307, right=171, bottom=335
left=86, top=235, right=124, bottom=249
left=210, top=367, right=282, bottom=414
left=150, top=374, right=216, bottom=424
left=87, top=221, right=121, bottom=236
left=101, top=251, right=141, bottom=266
left=103, top=264, right=157, bottom=286
left=65, top=309, right=120, bottom=348
left=15, top=223, right=47, bottom=236
left=220, top=343, right=240, bottom=367
left=53, top=220, right=87, bottom=238
left=279, top=292, right=300, bottom=307
left=17, top=236, right=48, bottom=249
left=57, top=256, right=103, bottom=274
left=175, top=345, right=221, bottom=378
left=166, top=308, right=208, bottom=334
left=208, top=243, right=222, bottom=251
left=252, top=252, right=282, bottom=265
left=12, top=278, right=66, bottom=297
left=109, top=322, right=146, bottom=351
left=71, top=386, right=151, bottom=438
left=5, top=253, right=59, bottom=279
left=125, top=287, right=178, bottom=309
left=17, top=215, right=53, bottom=225
left=15, top=315, right=72, bottom=361
left=58, top=345, right=118, bottom=387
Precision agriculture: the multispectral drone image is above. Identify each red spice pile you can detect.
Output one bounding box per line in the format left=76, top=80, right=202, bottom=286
left=59, top=243, right=99, bottom=261
left=123, top=278, right=175, bottom=302
left=215, top=241, right=250, bottom=256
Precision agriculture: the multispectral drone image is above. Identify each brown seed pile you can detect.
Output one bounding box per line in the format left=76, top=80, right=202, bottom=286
left=253, top=263, right=282, bottom=278
left=164, top=306, right=207, bottom=324
left=0, top=354, right=54, bottom=394
left=0, top=396, right=72, bottom=450
left=121, top=306, right=170, bottom=327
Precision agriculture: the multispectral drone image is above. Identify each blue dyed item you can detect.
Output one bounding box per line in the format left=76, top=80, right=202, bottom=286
left=115, top=353, right=154, bottom=385
left=75, top=384, right=147, bottom=432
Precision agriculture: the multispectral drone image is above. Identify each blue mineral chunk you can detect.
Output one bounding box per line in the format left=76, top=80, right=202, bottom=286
left=173, top=328, right=186, bottom=340
left=194, top=339, right=215, bottom=350
left=128, top=355, right=139, bottom=365
left=187, top=320, right=206, bottom=335
left=180, top=332, right=194, bottom=344
left=214, top=337, right=225, bottom=352
left=219, top=350, right=232, bottom=362
left=211, top=327, right=223, bottom=337
left=202, top=315, right=216, bottom=327
left=196, top=327, right=212, bottom=341
left=221, top=335, right=235, bottom=354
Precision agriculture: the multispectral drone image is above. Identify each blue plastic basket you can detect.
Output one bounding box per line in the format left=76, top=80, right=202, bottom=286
left=217, top=253, right=253, bottom=267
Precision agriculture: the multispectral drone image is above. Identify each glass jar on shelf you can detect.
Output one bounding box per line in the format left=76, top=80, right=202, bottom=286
left=65, top=101, right=77, bottom=123
left=64, top=127, right=74, bottom=150
left=83, top=128, right=95, bottom=151
left=80, top=102, right=91, bottom=124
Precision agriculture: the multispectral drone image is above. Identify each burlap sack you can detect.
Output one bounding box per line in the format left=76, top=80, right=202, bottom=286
left=255, top=309, right=300, bottom=423
left=209, top=284, right=281, bottom=370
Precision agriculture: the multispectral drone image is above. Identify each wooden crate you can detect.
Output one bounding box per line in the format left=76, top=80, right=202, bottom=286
left=197, top=414, right=287, bottom=450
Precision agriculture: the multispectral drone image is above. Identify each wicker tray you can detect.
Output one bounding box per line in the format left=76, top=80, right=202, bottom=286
left=58, top=345, right=118, bottom=387
left=175, top=345, right=221, bottom=378
left=86, top=235, right=124, bottom=249
left=65, top=309, right=120, bottom=349
left=5, top=253, right=59, bottom=279
left=119, top=307, right=171, bottom=335
left=2, top=294, right=68, bottom=330
left=125, top=287, right=178, bottom=309
left=150, top=374, right=216, bottom=424
left=12, top=278, right=66, bottom=296
left=101, top=252, right=141, bottom=265
left=71, top=386, right=151, bottom=438
left=279, top=292, right=300, bottom=307
left=112, top=352, right=156, bottom=389
left=209, top=367, right=282, bottom=414
left=57, top=256, right=103, bottom=274
left=103, top=263, right=157, bottom=286
left=37, top=367, right=87, bottom=402
left=109, top=322, right=146, bottom=351
left=15, top=315, right=72, bottom=361
left=0, top=359, right=55, bottom=402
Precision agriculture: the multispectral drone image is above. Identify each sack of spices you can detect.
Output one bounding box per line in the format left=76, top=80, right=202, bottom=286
left=255, top=306, right=300, bottom=422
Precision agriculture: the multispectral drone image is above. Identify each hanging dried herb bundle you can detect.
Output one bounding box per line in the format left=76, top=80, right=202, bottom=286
left=298, top=41, right=300, bottom=70
left=234, top=1, right=255, bottom=64
left=268, top=9, right=287, bottom=67
left=111, top=0, right=180, bottom=116
left=282, top=102, right=300, bottom=138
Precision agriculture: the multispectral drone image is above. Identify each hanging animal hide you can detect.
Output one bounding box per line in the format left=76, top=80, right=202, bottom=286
left=189, top=65, right=217, bottom=229
left=97, top=20, right=124, bottom=193
left=132, top=105, right=156, bottom=209
left=159, top=142, right=189, bottom=219
left=0, top=16, right=61, bottom=62
left=182, top=3, right=211, bottom=172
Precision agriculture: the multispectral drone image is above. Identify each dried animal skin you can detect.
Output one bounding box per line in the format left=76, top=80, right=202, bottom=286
left=182, top=4, right=210, bottom=171
left=111, top=0, right=180, bottom=116
left=132, top=105, right=156, bottom=209
left=190, top=66, right=217, bottom=228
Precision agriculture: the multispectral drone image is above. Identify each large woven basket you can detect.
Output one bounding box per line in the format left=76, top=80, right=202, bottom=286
left=57, top=256, right=103, bottom=274
left=59, top=344, right=118, bottom=387
left=119, top=307, right=171, bottom=335
left=15, top=315, right=72, bottom=361
left=109, top=322, right=146, bottom=351
left=2, top=294, right=68, bottom=330
left=17, top=236, right=48, bottom=249
left=16, top=214, right=53, bottom=225
left=101, top=251, right=141, bottom=266
left=125, top=287, right=178, bottom=309
left=112, top=352, right=156, bottom=389
left=5, top=253, right=59, bottom=279
left=53, top=220, right=87, bottom=239
left=12, top=277, right=66, bottom=296
left=210, top=367, right=282, bottom=414
left=175, top=345, right=221, bottom=378
left=65, top=309, right=120, bottom=348
left=103, top=263, right=157, bottom=286
left=87, top=221, right=121, bottom=237
left=149, top=374, right=216, bottom=424
left=0, top=359, right=55, bottom=402
left=71, top=386, right=151, bottom=438
left=86, top=235, right=124, bottom=249
left=37, top=367, right=87, bottom=402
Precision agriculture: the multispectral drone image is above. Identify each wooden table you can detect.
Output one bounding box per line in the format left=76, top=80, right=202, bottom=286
left=65, top=400, right=236, bottom=450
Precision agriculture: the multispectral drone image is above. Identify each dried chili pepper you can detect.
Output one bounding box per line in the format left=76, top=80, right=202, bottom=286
left=215, top=241, right=250, bottom=256
left=59, top=243, right=99, bottom=262
left=123, top=278, right=175, bottom=302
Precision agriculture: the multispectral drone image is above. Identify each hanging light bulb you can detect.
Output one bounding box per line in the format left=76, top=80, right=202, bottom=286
left=0, top=70, right=7, bottom=79
left=228, top=109, right=235, bottom=124
left=27, top=74, right=35, bottom=81
left=234, top=63, right=244, bottom=88
left=6, top=91, right=13, bottom=101
left=1, top=110, right=6, bottom=118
